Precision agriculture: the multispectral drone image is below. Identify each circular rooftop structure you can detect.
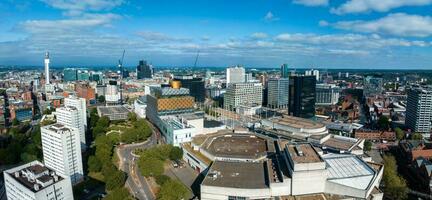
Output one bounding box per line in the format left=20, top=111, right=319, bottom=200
left=196, top=131, right=273, bottom=161
left=262, top=115, right=328, bottom=136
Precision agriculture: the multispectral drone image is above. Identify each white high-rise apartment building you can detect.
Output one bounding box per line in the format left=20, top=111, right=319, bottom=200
left=41, top=123, right=83, bottom=185
left=224, top=82, right=263, bottom=110
left=55, top=106, right=86, bottom=149
left=226, top=66, right=245, bottom=84
left=406, top=86, right=432, bottom=133
left=64, top=96, right=87, bottom=131
left=3, top=160, right=73, bottom=200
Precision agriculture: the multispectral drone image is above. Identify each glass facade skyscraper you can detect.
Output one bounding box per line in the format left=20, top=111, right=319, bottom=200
left=173, top=75, right=205, bottom=103
left=63, top=68, right=78, bottom=82
left=267, top=78, right=289, bottom=109
left=280, top=64, right=290, bottom=78
left=137, top=60, right=153, bottom=79
left=288, top=75, right=316, bottom=118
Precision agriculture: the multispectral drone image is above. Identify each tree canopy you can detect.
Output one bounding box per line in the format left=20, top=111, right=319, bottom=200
left=157, top=179, right=189, bottom=200
left=394, top=127, right=404, bottom=140
left=383, top=155, right=408, bottom=199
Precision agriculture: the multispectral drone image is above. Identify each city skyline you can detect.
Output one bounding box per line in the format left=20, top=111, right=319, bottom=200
left=1, top=0, right=432, bottom=69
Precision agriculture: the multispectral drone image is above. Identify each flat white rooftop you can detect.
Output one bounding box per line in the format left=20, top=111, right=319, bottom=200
left=323, top=154, right=375, bottom=190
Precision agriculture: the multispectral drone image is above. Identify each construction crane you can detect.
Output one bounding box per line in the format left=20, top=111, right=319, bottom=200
left=118, top=50, right=125, bottom=105
left=193, top=50, right=200, bottom=68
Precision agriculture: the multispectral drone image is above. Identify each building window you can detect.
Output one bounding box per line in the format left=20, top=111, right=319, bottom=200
left=229, top=196, right=247, bottom=200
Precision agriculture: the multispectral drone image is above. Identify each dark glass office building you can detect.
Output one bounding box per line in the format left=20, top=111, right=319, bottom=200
left=280, top=64, right=290, bottom=78
left=173, top=75, right=205, bottom=103
left=136, top=60, right=152, bottom=79
left=63, top=68, right=78, bottom=82
left=288, top=75, right=316, bottom=118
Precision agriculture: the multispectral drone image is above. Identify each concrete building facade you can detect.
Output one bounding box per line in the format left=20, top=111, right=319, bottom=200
left=224, top=82, right=263, bottom=111
left=3, top=160, right=73, bottom=200
left=41, top=124, right=83, bottom=185
left=406, top=86, right=432, bottom=133
left=226, top=66, right=245, bottom=85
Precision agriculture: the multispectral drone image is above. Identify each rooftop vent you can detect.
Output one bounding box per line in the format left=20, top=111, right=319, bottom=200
left=295, top=145, right=304, bottom=156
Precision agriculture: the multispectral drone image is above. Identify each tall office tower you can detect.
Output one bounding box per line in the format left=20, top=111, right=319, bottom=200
left=173, top=75, right=205, bottom=102
left=280, top=64, right=290, bottom=78
left=55, top=106, right=86, bottom=149
left=63, top=68, right=78, bottom=82
left=77, top=70, right=90, bottom=81
left=267, top=78, right=289, bottom=109
left=258, top=74, right=268, bottom=88
left=44, top=52, right=50, bottom=84
left=136, top=60, right=153, bottom=79
left=226, top=66, right=245, bottom=84
left=315, top=84, right=341, bottom=106
left=224, top=82, right=263, bottom=110
left=245, top=73, right=253, bottom=82
left=363, top=76, right=383, bottom=97
left=405, top=86, right=432, bottom=133
left=3, top=160, right=73, bottom=200
left=289, top=75, right=316, bottom=118
left=41, top=123, right=83, bottom=185
left=305, top=69, right=320, bottom=81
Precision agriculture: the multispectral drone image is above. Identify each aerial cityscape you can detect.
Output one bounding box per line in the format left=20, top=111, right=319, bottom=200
left=1, top=0, right=432, bottom=200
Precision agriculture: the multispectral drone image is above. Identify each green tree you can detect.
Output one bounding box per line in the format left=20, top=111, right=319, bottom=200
left=20, top=152, right=38, bottom=163
left=383, top=155, right=408, bottom=200
left=12, top=118, right=19, bottom=126
left=127, top=112, right=137, bottom=122
left=364, top=140, right=372, bottom=151
left=98, top=95, right=106, bottom=103
left=138, top=155, right=164, bottom=177
left=103, top=187, right=132, bottom=200
left=378, top=115, right=390, bottom=130
left=97, top=116, right=110, bottom=128
left=88, top=155, right=102, bottom=172
left=412, top=133, right=423, bottom=140
left=102, top=164, right=126, bottom=191
left=43, top=107, right=55, bottom=115
left=155, top=175, right=171, bottom=186
left=394, top=127, right=404, bottom=140
left=157, top=179, right=189, bottom=200
left=169, top=147, right=183, bottom=160
left=93, top=126, right=106, bottom=138
left=90, top=108, right=100, bottom=128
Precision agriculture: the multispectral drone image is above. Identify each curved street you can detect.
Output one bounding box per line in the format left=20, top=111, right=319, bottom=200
left=117, top=127, right=158, bottom=200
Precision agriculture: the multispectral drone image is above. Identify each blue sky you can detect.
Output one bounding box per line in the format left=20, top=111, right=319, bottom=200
left=1, top=0, right=432, bottom=69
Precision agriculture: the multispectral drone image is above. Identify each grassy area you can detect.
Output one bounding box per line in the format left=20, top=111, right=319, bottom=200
left=88, top=172, right=105, bottom=182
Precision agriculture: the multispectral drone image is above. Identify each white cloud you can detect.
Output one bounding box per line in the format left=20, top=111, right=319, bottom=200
left=293, top=0, right=329, bottom=7
left=251, top=32, right=268, bottom=39
left=331, top=0, right=432, bottom=15
left=274, top=33, right=429, bottom=48
left=264, top=11, right=279, bottom=22
left=19, top=13, right=120, bottom=34
left=318, top=20, right=329, bottom=26
left=332, top=13, right=432, bottom=37
left=136, top=31, right=192, bottom=42
left=41, top=0, right=124, bottom=11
